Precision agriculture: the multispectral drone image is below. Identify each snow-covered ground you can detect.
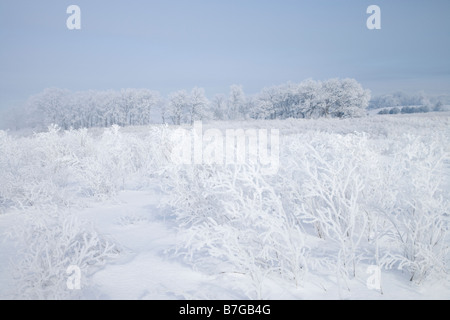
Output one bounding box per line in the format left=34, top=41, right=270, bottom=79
left=1, top=113, right=449, bottom=300
left=2, top=189, right=447, bottom=300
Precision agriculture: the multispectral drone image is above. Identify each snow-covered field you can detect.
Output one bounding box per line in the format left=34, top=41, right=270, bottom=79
left=1, top=113, right=449, bottom=300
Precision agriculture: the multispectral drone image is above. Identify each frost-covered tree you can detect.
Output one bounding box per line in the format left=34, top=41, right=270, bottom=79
left=212, top=94, right=227, bottom=120
left=265, top=82, right=301, bottom=119
left=93, top=90, right=118, bottom=128
left=330, top=78, right=370, bottom=118
left=19, top=79, right=371, bottom=129
left=369, top=91, right=436, bottom=110
left=23, top=88, right=163, bottom=129
left=189, top=87, right=209, bottom=124
left=227, top=85, right=246, bottom=120
left=252, top=79, right=369, bottom=120
left=25, top=88, right=70, bottom=129
left=434, top=101, right=443, bottom=112
left=254, top=86, right=280, bottom=120
left=296, top=79, right=323, bottom=118
left=160, top=100, right=169, bottom=124
left=128, top=89, right=160, bottom=126
left=389, top=107, right=400, bottom=114
left=168, top=90, right=190, bottom=125
left=118, top=89, right=137, bottom=126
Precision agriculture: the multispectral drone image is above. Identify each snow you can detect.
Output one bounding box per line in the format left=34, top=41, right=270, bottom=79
left=1, top=113, right=449, bottom=300
left=2, top=189, right=446, bottom=300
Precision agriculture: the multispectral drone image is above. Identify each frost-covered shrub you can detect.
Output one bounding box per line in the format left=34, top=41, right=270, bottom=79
left=9, top=211, right=119, bottom=299
left=0, top=125, right=77, bottom=212
left=284, top=131, right=449, bottom=285
left=163, top=120, right=449, bottom=292
left=289, top=134, right=371, bottom=280
left=0, top=124, right=170, bottom=213
left=378, top=135, right=449, bottom=283
left=0, top=130, right=18, bottom=213
left=165, top=163, right=309, bottom=298
left=1, top=115, right=449, bottom=296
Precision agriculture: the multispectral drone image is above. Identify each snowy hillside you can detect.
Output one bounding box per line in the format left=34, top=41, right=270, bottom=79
left=1, top=113, right=449, bottom=300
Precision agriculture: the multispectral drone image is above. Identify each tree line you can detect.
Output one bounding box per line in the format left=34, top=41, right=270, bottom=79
left=377, top=103, right=443, bottom=115
left=11, top=78, right=371, bottom=130
left=368, top=91, right=446, bottom=110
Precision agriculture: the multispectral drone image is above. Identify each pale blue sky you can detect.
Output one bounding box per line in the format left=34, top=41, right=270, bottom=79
left=0, top=0, right=449, bottom=108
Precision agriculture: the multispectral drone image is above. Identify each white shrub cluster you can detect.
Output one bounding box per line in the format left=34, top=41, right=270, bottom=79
left=0, top=125, right=170, bottom=213
left=165, top=164, right=309, bottom=298
left=163, top=121, right=449, bottom=294
left=0, top=125, right=169, bottom=299
left=9, top=212, right=119, bottom=299
left=1, top=114, right=448, bottom=298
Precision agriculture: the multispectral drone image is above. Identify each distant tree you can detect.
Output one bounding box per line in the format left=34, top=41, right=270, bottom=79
left=254, top=86, right=280, bottom=120
left=370, top=91, right=436, bottom=111
left=273, top=82, right=302, bottom=119
left=321, top=79, right=370, bottom=118
left=26, top=88, right=70, bottom=129
left=212, top=94, right=227, bottom=120
left=369, top=94, right=401, bottom=109
left=161, top=100, right=169, bottom=125
left=434, top=101, right=443, bottom=112
left=118, top=89, right=136, bottom=126
left=416, top=91, right=431, bottom=107
left=227, top=85, right=246, bottom=120
left=297, top=79, right=323, bottom=118
left=417, top=105, right=430, bottom=113
left=252, top=79, right=369, bottom=120
left=401, top=106, right=415, bottom=114
left=132, top=89, right=160, bottom=126
left=321, top=79, right=341, bottom=118
left=94, top=90, right=118, bottom=128
left=168, top=90, right=189, bottom=125
left=389, top=107, right=400, bottom=114
left=189, top=87, right=209, bottom=124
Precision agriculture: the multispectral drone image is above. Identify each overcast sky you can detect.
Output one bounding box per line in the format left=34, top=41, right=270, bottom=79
left=0, top=0, right=449, bottom=109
